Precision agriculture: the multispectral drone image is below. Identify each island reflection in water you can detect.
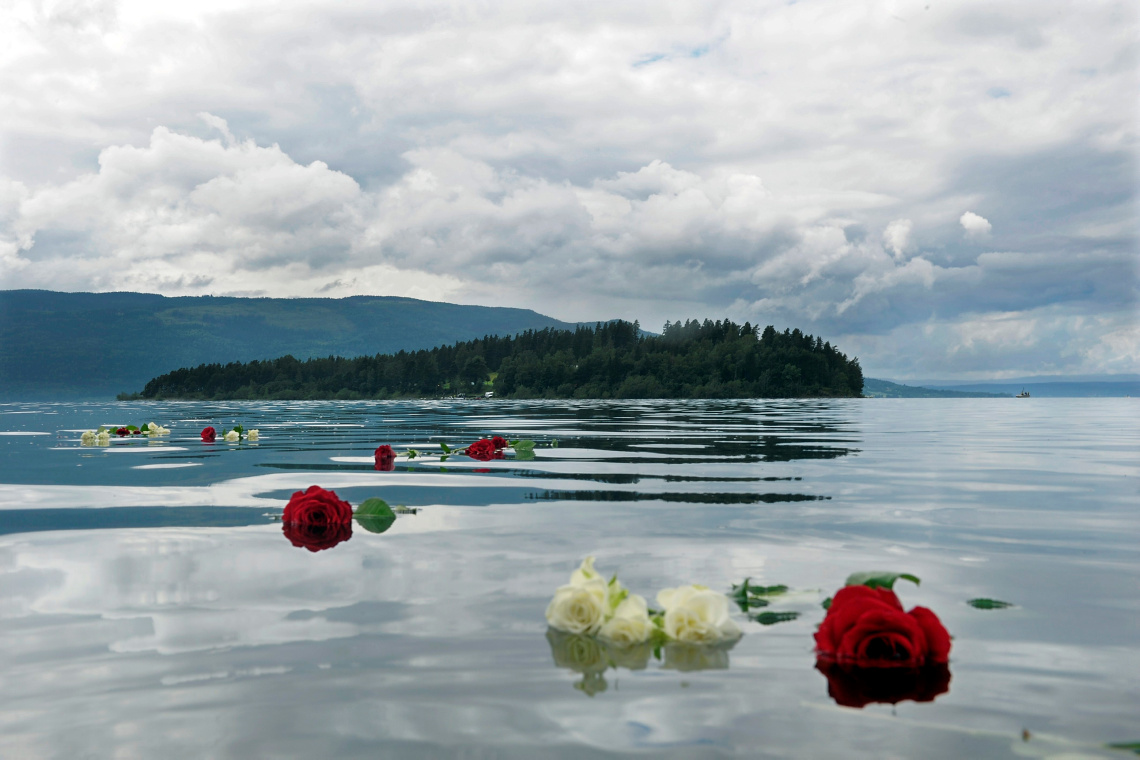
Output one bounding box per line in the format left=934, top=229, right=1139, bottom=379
left=0, top=398, right=1137, bottom=758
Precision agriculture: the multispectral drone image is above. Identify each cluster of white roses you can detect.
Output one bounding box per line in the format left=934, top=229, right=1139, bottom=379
left=224, top=429, right=258, bottom=442
left=79, top=422, right=171, bottom=446
left=545, top=557, right=742, bottom=646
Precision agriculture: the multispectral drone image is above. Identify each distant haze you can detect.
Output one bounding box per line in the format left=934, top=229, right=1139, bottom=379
left=0, top=0, right=1135, bottom=381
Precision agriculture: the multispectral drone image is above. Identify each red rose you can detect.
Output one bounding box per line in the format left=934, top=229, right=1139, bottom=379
left=815, top=585, right=950, bottom=668
left=490, top=436, right=509, bottom=450
left=201, top=426, right=216, bottom=442
left=465, top=438, right=497, bottom=461
left=116, top=427, right=129, bottom=437
left=816, top=659, right=951, bottom=708
left=374, top=444, right=396, bottom=470
left=282, top=485, right=353, bottom=525
left=283, top=521, right=353, bottom=552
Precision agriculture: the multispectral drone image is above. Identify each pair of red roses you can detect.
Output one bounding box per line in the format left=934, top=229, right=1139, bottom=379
left=814, top=585, right=952, bottom=707
left=282, top=485, right=353, bottom=552
left=465, top=436, right=508, bottom=461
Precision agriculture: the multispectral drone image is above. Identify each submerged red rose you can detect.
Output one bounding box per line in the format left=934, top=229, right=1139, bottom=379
left=283, top=521, right=353, bottom=552
left=282, top=485, right=353, bottom=525
left=201, top=426, right=216, bottom=442
left=465, top=438, right=497, bottom=461
left=816, top=659, right=951, bottom=708
left=374, top=444, right=397, bottom=471
left=490, top=436, right=509, bottom=450
left=815, top=585, right=951, bottom=668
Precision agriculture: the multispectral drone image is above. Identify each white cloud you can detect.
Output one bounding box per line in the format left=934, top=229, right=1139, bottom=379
left=882, top=219, right=913, bottom=259
left=960, top=211, right=993, bottom=238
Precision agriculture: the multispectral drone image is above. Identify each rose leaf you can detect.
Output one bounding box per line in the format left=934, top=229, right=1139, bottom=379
left=513, top=440, right=536, bottom=451
left=749, top=611, right=800, bottom=626
left=967, top=598, right=1015, bottom=610
left=354, top=497, right=396, bottom=534
left=845, top=571, right=921, bottom=590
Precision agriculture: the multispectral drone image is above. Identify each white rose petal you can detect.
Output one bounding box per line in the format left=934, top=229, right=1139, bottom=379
left=569, top=555, right=600, bottom=586
left=224, top=430, right=240, bottom=442
left=546, top=578, right=608, bottom=635
left=80, top=431, right=97, bottom=446
left=95, top=431, right=110, bottom=446
left=657, top=584, right=742, bottom=644
left=247, top=429, right=259, bottom=441
left=599, top=594, right=653, bottom=646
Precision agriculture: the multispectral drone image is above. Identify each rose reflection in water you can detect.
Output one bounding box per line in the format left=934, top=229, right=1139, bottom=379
left=816, top=659, right=951, bottom=708
left=546, top=628, right=738, bottom=696
left=282, top=521, right=353, bottom=552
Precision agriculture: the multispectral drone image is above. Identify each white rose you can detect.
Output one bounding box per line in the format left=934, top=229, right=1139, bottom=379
left=569, top=555, right=601, bottom=586
left=247, top=429, right=259, bottom=441
left=224, top=430, right=240, bottom=442
left=598, top=594, right=653, bottom=646
left=95, top=431, right=110, bottom=446
left=147, top=422, right=158, bottom=431
left=545, top=578, right=608, bottom=635
left=80, top=430, right=97, bottom=446
left=657, top=584, right=742, bottom=644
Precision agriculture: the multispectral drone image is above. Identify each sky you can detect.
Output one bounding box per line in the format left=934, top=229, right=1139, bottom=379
left=0, top=0, right=1136, bottom=381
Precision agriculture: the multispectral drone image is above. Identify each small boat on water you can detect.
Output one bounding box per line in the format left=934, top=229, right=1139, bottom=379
left=1016, top=389, right=1030, bottom=398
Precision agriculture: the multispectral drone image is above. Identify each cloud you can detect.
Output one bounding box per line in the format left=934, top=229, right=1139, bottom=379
left=960, top=211, right=993, bottom=238
left=0, top=0, right=1135, bottom=379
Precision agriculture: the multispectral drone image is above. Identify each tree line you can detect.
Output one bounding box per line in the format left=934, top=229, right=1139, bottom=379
left=134, top=319, right=864, bottom=400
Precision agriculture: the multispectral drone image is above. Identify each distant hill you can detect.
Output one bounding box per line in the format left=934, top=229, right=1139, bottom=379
left=863, top=378, right=1008, bottom=398
left=924, top=380, right=1139, bottom=398
left=0, top=290, right=577, bottom=400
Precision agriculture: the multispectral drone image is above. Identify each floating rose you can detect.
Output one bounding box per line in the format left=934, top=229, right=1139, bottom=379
left=491, top=435, right=509, bottom=450
left=816, top=660, right=951, bottom=708
left=283, top=485, right=354, bottom=526
left=657, top=584, right=742, bottom=644
left=465, top=438, right=498, bottom=461
left=115, top=427, right=130, bottom=437
left=247, top=429, right=259, bottom=441
left=283, top=521, right=353, bottom=553
left=374, top=444, right=396, bottom=470
left=815, top=585, right=950, bottom=668
left=201, top=426, right=216, bottom=442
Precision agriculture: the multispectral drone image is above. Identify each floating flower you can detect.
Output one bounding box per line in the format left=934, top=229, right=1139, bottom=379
left=814, top=585, right=950, bottom=668
left=598, top=594, right=654, bottom=645
left=491, top=435, right=509, bottom=450
left=283, top=485, right=353, bottom=526
left=96, top=431, right=110, bottom=445
left=546, top=579, right=609, bottom=635
left=224, top=430, right=240, bottom=443
left=247, top=429, right=259, bottom=441
left=146, top=422, right=170, bottom=435
left=656, top=584, right=742, bottom=644
left=201, top=426, right=216, bottom=442
left=80, top=430, right=97, bottom=446
left=374, top=444, right=396, bottom=469
left=115, top=427, right=130, bottom=437
left=465, top=438, right=497, bottom=461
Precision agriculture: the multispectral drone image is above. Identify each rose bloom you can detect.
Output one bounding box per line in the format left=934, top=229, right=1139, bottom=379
left=657, top=585, right=742, bottom=644
left=247, top=429, right=258, bottom=441
left=814, top=585, right=951, bottom=668
left=465, top=438, right=497, bottom=461
left=80, top=431, right=97, bottom=446
left=546, top=578, right=609, bottom=635
left=598, top=594, right=653, bottom=646
left=816, top=659, right=951, bottom=708
left=96, top=431, right=110, bottom=445
left=283, top=521, right=353, bottom=552
left=224, top=430, right=240, bottom=442
left=282, top=485, right=354, bottom=525
left=115, top=427, right=130, bottom=437
left=374, top=444, right=396, bottom=464
left=491, top=436, right=509, bottom=450
left=201, top=426, right=216, bottom=442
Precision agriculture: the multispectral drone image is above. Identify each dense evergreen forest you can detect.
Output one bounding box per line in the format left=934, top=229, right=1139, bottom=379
left=136, top=319, right=864, bottom=400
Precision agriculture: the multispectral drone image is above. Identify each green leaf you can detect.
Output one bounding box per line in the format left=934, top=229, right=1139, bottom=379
left=513, top=439, right=536, bottom=451
left=354, top=497, right=396, bottom=534
left=730, top=578, right=788, bottom=611
left=440, top=442, right=451, bottom=453
left=439, top=454, right=450, bottom=462
left=845, top=571, right=921, bottom=590
left=821, top=597, right=832, bottom=610
left=514, top=449, right=535, bottom=461
left=406, top=449, right=418, bottom=459
left=551, top=438, right=559, bottom=448
left=1106, top=742, right=1140, bottom=754
left=749, top=611, right=800, bottom=626
left=967, top=598, right=1015, bottom=610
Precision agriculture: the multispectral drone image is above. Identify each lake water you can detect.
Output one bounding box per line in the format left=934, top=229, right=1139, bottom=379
left=0, top=399, right=1137, bottom=759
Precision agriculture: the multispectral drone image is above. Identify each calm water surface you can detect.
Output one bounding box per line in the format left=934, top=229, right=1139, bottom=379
left=0, top=399, right=1137, bottom=759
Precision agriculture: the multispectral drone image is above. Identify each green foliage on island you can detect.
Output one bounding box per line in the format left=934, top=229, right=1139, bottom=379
left=136, top=319, right=864, bottom=400
left=863, top=378, right=1008, bottom=398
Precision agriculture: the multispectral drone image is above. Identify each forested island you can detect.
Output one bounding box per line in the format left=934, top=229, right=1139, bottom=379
left=134, top=319, right=863, bottom=400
